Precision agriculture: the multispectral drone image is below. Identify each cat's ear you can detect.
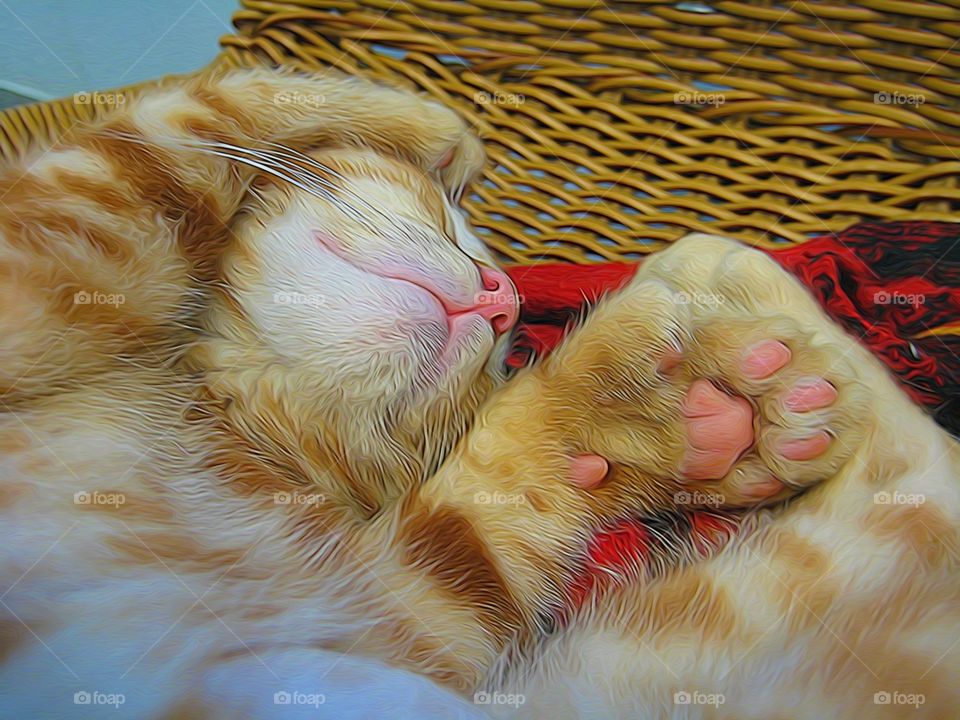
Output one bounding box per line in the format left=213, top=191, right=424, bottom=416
left=435, top=131, right=485, bottom=203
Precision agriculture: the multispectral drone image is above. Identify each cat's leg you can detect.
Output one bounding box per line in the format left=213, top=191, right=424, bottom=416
left=509, top=240, right=960, bottom=720
left=336, top=279, right=712, bottom=691
left=0, top=66, right=481, bottom=401
left=363, top=245, right=876, bottom=672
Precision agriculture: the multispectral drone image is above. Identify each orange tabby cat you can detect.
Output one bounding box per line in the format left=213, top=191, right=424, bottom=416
left=1, top=65, right=956, bottom=719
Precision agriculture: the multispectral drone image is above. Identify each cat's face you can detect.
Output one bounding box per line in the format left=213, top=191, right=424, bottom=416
left=202, top=146, right=514, bottom=494
left=233, top=147, right=514, bottom=402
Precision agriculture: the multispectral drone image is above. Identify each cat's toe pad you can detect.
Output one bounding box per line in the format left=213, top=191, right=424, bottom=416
left=743, top=340, right=839, bottom=460
left=777, top=430, right=832, bottom=461
left=742, top=339, right=792, bottom=380
left=782, top=378, right=838, bottom=413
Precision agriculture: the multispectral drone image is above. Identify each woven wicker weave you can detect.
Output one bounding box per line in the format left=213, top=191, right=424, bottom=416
left=2, top=0, right=958, bottom=262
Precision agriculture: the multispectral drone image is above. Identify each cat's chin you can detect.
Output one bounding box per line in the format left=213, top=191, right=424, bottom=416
left=411, top=312, right=496, bottom=397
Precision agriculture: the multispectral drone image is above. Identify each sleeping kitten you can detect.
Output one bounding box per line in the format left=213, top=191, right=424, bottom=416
left=0, top=64, right=955, bottom=719
left=0, top=64, right=503, bottom=717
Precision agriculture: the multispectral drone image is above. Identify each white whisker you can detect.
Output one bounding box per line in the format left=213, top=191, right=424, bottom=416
left=94, top=129, right=436, bottom=246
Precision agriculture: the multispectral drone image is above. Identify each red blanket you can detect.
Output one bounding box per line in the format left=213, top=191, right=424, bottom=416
left=506, top=222, right=959, bottom=435
left=503, top=222, right=960, bottom=614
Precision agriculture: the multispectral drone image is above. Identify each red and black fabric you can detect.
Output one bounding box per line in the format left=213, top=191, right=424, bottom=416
left=502, top=221, right=960, bottom=618
left=505, top=221, right=960, bottom=436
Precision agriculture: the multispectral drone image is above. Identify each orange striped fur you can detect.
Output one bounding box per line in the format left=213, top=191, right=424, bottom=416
left=0, top=65, right=956, bottom=718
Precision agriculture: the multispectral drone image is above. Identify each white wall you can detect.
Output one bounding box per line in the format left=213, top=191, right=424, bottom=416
left=0, top=0, right=236, bottom=104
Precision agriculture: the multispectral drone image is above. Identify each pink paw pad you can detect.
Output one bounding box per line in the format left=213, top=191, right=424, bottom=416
left=742, top=340, right=792, bottom=380
left=681, top=379, right=754, bottom=481
left=777, top=430, right=832, bottom=461
left=784, top=378, right=837, bottom=412
left=742, top=474, right=786, bottom=500
left=568, top=454, right=609, bottom=490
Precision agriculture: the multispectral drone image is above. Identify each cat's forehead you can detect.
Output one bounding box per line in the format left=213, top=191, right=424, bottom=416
left=306, top=147, right=449, bottom=225
left=243, top=146, right=451, bottom=234
left=228, top=144, right=488, bottom=289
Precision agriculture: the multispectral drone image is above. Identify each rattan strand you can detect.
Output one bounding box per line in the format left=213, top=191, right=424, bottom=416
left=2, top=0, right=957, bottom=262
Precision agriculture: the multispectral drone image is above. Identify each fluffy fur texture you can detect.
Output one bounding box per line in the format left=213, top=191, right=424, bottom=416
left=485, top=237, right=960, bottom=718
left=1, top=66, right=957, bottom=718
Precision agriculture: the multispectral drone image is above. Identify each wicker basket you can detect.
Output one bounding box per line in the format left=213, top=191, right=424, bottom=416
left=2, top=0, right=958, bottom=263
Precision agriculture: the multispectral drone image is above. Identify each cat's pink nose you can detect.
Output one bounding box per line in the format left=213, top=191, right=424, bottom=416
left=472, top=266, right=519, bottom=336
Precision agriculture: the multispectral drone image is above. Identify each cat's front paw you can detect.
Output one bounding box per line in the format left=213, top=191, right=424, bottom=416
left=554, top=233, right=872, bottom=514
left=639, top=233, right=873, bottom=507
left=674, top=328, right=864, bottom=507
